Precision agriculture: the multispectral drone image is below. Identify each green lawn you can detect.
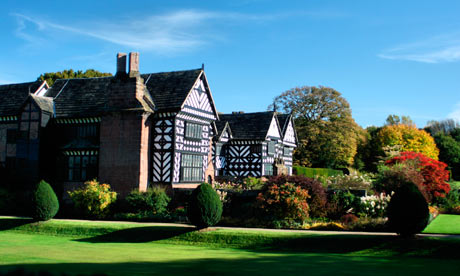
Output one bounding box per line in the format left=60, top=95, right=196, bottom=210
left=1, top=218, right=460, bottom=275
left=423, top=214, right=460, bottom=235
left=449, top=181, right=460, bottom=190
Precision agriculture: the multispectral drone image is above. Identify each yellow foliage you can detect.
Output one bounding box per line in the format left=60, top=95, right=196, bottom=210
left=377, top=124, right=439, bottom=160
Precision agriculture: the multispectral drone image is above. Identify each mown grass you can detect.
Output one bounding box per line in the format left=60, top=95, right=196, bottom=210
left=423, top=214, right=460, bottom=235
left=1, top=217, right=460, bottom=275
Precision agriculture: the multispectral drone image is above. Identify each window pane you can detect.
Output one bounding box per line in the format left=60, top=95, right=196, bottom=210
left=75, top=156, right=81, bottom=166
left=69, top=156, right=74, bottom=168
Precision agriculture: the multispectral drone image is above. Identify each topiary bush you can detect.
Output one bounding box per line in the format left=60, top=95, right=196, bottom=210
left=387, top=182, right=429, bottom=237
left=267, top=175, right=327, bottom=218
left=187, top=183, right=223, bottom=228
left=124, top=186, right=171, bottom=215
left=68, top=179, right=117, bottom=219
left=30, top=180, right=59, bottom=221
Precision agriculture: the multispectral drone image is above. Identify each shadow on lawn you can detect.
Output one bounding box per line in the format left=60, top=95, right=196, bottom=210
left=1, top=253, right=459, bottom=276
left=76, top=226, right=195, bottom=243
left=0, top=218, right=33, bottom=231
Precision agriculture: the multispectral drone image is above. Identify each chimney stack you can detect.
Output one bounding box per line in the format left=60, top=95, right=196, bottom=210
left=116, top=53, right=127, bottom=76
left=129, top=52, right=140, bottom=77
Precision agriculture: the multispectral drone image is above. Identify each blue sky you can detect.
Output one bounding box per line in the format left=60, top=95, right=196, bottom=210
left=1, top=0, right=460, bottom=128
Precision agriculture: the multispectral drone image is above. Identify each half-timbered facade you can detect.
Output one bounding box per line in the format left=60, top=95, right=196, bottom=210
left=215, top=112, right=297, bottom=178
left=0, top=52, right=296, bottom=197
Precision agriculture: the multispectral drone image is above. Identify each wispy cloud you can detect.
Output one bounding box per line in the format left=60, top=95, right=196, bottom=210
left=11, top=10, right=279, bottom=54
left=448, top=102, right=460, bottom=121
left=378, top=33, right=460, bottom=63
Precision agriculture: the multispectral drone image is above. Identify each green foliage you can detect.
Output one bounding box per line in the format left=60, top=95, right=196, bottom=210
left=68, top=179, right=117, bottom=219
left=188, top=183, right=223, bottom=228
left=294, top=166, right=343, bottom=178
left=37, top=69, right=112, bottom=86
left=387, top=182, right=429, bottom=237
left=435, top=189, right=460, bottom=213
left=30, top=180, right=59, bottom=221
left=125, top=187, right=170, bottom=215
left=385, top=114, right=415, bottom=126
left=270, top=85, right=363, bottom=168
left=434, top=133, right=460, bottom=180
left=326, top=190, right=361, bottom=220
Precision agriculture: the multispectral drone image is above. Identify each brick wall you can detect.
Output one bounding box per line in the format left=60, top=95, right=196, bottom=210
left=99, top=111, right=151, bottom=197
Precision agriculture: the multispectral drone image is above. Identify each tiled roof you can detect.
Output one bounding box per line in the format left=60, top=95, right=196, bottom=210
left=45, top=77, right=114, bottom=118
left=141, top=69, right=202, bottom=111
left=30, top=94, right=54, bottom=114
left=218, top=111, right=276, bottom=140
left=0, top=81, right=44, bottom=116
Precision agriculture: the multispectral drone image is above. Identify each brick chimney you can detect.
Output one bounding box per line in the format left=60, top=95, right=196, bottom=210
left=116, top=53, right=127, bottom=76
left=129, top=52, right=140, bottom=77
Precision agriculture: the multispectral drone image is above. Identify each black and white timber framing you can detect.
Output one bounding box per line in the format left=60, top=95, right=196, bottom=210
left=148, top=71, right=219, bottom=187
left=215, top=112, right=297, bottom=178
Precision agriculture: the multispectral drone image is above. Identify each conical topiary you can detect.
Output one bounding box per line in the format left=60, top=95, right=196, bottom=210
left=31, top=180, right=59, bottom=221
left=187, top=183, right=223, bottom=228
left=387, top=181, right=429, bottom=237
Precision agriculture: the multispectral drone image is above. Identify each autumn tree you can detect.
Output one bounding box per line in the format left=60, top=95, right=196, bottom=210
left=269, top=86, right=363, bottom=168
left=37, top=69, right=112, bottom=86
left=376, top=124, right=439, bottom=160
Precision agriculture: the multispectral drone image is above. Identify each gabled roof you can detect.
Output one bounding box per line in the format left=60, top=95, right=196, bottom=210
left=276, top=113, right=291, bottom=135
left=141, top=69, right=203, bottom=112
left=219, top=111, right=278, bottom=140
left=45, top=77, right=113, bottom=118
left=0, top=81, right=46, bottom=116
left=214, top=120, right=232, bottom=141
left=30, top=94, right=54, bottom=114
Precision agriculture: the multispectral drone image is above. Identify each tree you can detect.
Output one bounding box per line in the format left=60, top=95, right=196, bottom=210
left=376, top=124, right=439, bottom=160
left=433, top=133, right=460, bottom=180
left=270, top=86, right=363, bottom=168
left=425, top=119, right=460, bottom=136
left=386, top=152, right=450, bottom=201
left=37, top=69, right=112, bottom=86
left=385, top=114, right=415, bottom=127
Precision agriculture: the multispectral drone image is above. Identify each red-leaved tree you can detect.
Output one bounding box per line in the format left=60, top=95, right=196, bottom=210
left=385, top=152, right=450, bottom=200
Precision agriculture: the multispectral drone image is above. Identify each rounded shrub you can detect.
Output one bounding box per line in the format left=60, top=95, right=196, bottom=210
left=30, top=180, right=59, bottom=221
left=125, top=186, right=171, bottom=214
left=187, top=183, right=223, bottom=228
left=387, top=182, right=429, bottom=237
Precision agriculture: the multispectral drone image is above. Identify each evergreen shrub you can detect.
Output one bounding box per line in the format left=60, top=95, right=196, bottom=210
left=30, top=180, right=59, bottom=221
left=125, top=186, right=170, bottom=215
left=187, top=183, right=223, bottom=228
left=387, top=182, right=429, bottom=237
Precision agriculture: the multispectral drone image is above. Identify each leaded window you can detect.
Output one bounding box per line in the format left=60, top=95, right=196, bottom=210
left=264, top=164, right=273, bottom=176
left=67, top=155, right=98, bottom=181
left=181, top=154, right=203, bottom=182
left=185, top=123, right=202, bottom=139
left=267, top=141, right=275, bottom=155
left=284, top=146, right=291, bottom=156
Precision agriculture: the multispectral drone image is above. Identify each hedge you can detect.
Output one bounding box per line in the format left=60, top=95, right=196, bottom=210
left=293, top=166, right=343, bottom=178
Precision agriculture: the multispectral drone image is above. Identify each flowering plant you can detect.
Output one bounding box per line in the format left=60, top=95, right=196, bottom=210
left=68, top=179, right=117, bottom=218
left=327, top=171, right=373, bottom=191
left=359, top=193, right=391, bottom=218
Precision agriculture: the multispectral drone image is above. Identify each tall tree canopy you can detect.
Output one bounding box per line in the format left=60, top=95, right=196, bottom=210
left=270, top=86, right=363, bottom=168
left=385, top=114, right=415, bottom=127
left=37, top=69, right=112, bottom=86
left=376, top=124, right=439, bottom=160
